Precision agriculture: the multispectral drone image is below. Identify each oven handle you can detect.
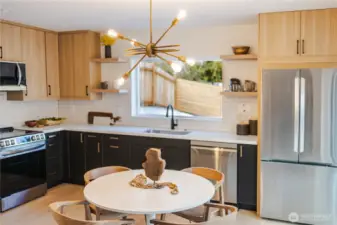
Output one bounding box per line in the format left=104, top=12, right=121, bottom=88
left=0, top=144, right=46, bottom=159
left=191, top=146, right=237, bottom=154
left=16, top=62, right=22, bottom=86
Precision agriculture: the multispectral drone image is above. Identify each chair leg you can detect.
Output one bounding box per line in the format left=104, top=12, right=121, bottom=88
left=160, top=214, right=166, bottom=220
left=84, top=204, right=93, bottom=221
left=218, top=186, right=225, bottom=217
left=96, top=207, right=101, bottom=221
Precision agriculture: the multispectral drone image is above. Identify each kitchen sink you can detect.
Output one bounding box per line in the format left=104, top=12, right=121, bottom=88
left=144, top=129, right=191, bottom=135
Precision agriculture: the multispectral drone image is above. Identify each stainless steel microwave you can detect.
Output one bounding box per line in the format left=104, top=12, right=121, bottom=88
left=0, top=62, right=26, bottom=91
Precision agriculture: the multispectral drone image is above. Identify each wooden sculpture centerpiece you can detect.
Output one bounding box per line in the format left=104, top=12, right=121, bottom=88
left=142, top=148, right=166, bottom=186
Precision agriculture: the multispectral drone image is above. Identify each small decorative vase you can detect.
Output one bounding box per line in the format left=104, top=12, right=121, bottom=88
left=104, top=45, right=112, bottom=58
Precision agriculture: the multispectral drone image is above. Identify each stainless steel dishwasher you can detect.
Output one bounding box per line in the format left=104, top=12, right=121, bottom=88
left=191, top=140, right=237, bottom=204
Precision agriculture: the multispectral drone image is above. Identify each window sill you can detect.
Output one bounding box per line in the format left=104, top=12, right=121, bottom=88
left=132, top=114, right=223, bottom=122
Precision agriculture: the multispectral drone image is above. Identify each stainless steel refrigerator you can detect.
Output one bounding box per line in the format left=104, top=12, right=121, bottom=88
left=260, top=68, right=337, bottom=225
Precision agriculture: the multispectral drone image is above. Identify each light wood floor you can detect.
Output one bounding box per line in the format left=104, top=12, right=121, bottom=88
left=0, top=184, right=290, bottom=225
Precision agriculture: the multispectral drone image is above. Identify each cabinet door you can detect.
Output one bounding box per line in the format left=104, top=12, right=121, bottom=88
left=259, top=12, right=301, bottom=61
left=1, top=23, right=22, bottom=61
left=21, top=28, right=47, bottom=100
left=301, top=9, right=337, bottom=60
left=69, top=132, right=85, bottom=185
left=73, top=33, right=90, bottom=99
left=102, top=135, right=130, bottom=167
left=237, top=144, right=257, bottom=210
left=59, top=33, right=75, bottom=98
left=161, top=140, right=190, bottom=170
left=45, top=32, right=60, bottom=99
left=84, top=133, right=102, bottom=171
left=128, top=137, right=157, bottom=169
left=46, top=132, right=63, bottom=188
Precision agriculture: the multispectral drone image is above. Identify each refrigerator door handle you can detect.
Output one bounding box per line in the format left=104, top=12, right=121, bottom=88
left=299, top=77, right=306, bottom=153
left=294, top=75, right=300, bottom=153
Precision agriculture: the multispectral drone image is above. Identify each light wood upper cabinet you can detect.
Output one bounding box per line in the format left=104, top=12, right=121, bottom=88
left=20, top=27, right=47, bottom=100
left=259, top=12, right=301, bottom=61
left=259, top=8, right=337, bottom=63
left=1, top=23, right=22, bottom=61
left=301, top=9, right=337, bottom=58
left=58, top=31, right=101, bottom=100
left=45, top=32, right=60, bottom=99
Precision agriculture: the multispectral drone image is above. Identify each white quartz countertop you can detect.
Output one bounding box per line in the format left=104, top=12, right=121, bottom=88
left=17, top=124, right=257, bottom=145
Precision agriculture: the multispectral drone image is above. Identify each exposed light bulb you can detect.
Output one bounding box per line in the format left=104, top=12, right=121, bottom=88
left=113, top=77, right=125, bottom=89
left=186, top=58, right=195, bottom=66
left=107, top=29, right=118, bottom=38
left=130, top=39, right=137, bottom=47
left=171, top=62, right=182, bottom=73
left=177, top=10, right=187, bottom=20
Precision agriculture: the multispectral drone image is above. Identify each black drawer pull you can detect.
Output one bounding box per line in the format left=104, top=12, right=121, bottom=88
left=48, top=143, right=55, bottom=147
left=48, top=135, right=57, bottom=139
left=109, top=137, right=119, bottom=140
left=87, top=135, right=97, bottom=138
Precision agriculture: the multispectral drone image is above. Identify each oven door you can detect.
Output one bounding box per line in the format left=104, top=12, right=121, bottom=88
left=0, top=148, right=46, bottom=199
left=0, top=62, right=26, bottom=90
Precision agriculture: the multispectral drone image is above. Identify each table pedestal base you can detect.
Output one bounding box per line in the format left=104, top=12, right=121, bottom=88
left=145, top=213, right=156, bottom=225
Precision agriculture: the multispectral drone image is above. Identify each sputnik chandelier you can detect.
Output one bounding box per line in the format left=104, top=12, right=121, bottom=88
left=107, top=0, right=195, bottom=88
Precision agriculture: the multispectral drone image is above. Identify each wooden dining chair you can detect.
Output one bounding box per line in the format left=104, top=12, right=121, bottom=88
left=154, top=203, right=237, bottom=225
left=161, top=167, right=225, bottom=222
left=84, top=166, right=131, bottom=220
left=49, top=200, right=135, bottom=225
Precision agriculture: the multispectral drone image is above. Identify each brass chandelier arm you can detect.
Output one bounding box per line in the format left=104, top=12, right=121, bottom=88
left=154, top=44, right=180, bottom=49
left=154, top=24, right=174, bottom=46
left=158, top=52, right=186, bottom=63
left=123, top=54, right=147, bottom=79
left=119, top=36, right=147, bottom=48
left=150, top=0, right=153, bottom=43
left=154, top=53, right=172, bottom=65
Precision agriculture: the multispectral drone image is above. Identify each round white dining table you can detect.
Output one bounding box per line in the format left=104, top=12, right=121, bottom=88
left=84, top=169, right=215, bottom=225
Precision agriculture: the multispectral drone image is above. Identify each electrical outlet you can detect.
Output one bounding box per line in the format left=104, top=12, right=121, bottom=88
left=238, top=103, right=250, bottom=114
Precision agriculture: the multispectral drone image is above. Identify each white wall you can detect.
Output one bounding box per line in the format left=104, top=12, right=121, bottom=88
left=0, top=92, right=58, bottom=126
left=59, top=23, right=258, bottom=132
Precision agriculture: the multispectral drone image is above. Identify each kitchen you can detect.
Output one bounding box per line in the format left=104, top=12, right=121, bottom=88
left=0, top=1, right=336, bottom=225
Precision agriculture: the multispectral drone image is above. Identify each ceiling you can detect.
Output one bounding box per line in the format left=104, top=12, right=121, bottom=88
left=0, top=0, right=337, bottom=31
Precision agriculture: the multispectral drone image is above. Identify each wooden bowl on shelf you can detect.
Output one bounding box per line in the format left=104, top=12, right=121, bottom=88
left=232, top=46, right=250, bottom=55
left=25, top=120, right=37, bottom=128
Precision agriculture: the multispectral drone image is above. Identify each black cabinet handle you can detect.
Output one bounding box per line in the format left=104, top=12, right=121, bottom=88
left=85, top=86, right=89, bottom=96
left=80, top=133, right=83, bottom=143
left=296, top=40, right=300, bottom=55
left=109, top=145, right=119, bottom=149
left=240, top=145, right=243, bottom=158
left=48, top=85, right=51, bottom=96
left=97, top=142, right=100, bottom=153
left=302, top=40, right=305, bottom=54
left=0, top=47, right=2, bottom=59
left=87, top=135, right=97, bottom=138
left=48, top=134, right=57, bottom=139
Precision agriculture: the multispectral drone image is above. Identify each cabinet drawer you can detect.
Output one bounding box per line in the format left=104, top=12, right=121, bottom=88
left=103, top=134, right=121, bottom=146
left=46, top=157, right=62, bottom=173
left=46, top=132, right=61, bottom=144
left=46, top=142, right=62, bottom=159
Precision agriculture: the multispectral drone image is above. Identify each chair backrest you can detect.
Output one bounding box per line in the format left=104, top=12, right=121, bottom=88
left=182, top=167, right=224, bottom=189
left=84, top=166, right=131, bottom=185
left=49, top=201, right=123, bottom=225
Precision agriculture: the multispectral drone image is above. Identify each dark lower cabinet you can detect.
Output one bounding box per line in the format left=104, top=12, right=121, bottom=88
left=84, top=133, right=103, bottom=171
left=46, top=132, right=64, bottom=188
left=68, top=132, right=85, bottom=185
left=237, top=144, right=257, bottom=211
left=102, top=135, right=129, bottom=167
left=128, top=136, right=190, bottom=170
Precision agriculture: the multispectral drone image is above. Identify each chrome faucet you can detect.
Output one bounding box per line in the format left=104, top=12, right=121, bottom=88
left=166, top=104, right=178, bottom=130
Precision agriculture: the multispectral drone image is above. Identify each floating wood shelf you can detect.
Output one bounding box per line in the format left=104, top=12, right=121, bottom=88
left=220, top=54, right=258, bottom=60
left=91, top=58, right=128, bottom=63
left=91, top=89, right=128, bottom=94
left=221, top=92, right=258, bottom=97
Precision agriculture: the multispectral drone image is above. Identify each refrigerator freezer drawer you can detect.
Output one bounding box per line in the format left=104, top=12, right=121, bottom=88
left=261, top=161, right=337, bottom=225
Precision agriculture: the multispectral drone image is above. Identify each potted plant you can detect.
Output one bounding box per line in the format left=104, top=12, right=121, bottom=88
left=101, top=34, right=117, bottom=58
